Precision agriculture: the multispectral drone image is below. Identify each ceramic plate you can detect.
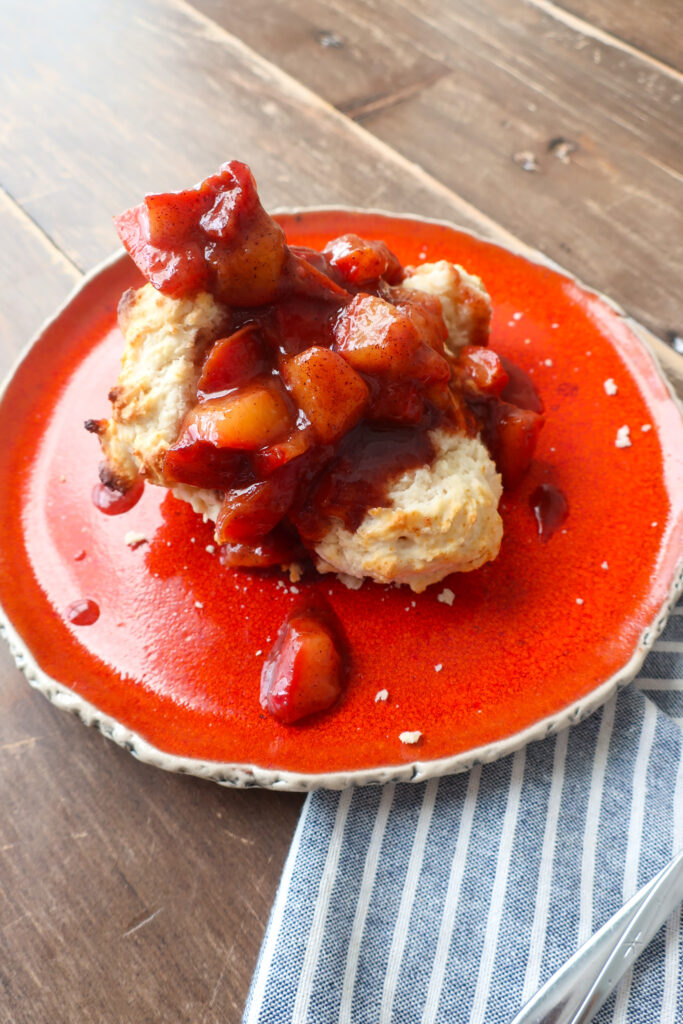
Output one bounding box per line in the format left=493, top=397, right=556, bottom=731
left=1, top=210, right=681, bottom=790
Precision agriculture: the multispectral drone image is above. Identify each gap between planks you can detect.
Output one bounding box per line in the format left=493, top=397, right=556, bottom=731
left=0, top=186, right=82, bottom=279
left=170, top=0, right=534, bottom=256
left=524, top=0, right=683, bottom=84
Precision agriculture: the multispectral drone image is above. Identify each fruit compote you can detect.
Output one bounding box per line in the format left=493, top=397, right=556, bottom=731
left=113, top=160, right=544, bottom=722
left=115, top=160, right=543, bottom=565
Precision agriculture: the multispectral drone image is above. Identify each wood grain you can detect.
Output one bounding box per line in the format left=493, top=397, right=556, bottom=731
left=543, top=0, right=683, bottom=72
left=191, top=0, right=683, bottom=342
left=0, top=190, right=79, bottom=361
left=0, top=0, right=506, bottom=274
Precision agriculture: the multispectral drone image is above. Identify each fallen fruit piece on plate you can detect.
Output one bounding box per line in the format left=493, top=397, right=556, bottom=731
left=87, top=160, right=543, bottom=598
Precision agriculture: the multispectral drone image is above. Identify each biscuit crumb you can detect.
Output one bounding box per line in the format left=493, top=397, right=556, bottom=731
left=375, top=689, right=389, bottom=702
left=437, top=588, right=455, bottom=606
left=615, top=426, right=631, bottom=448
left=603, top=378, right=618, bottom=396
left=399, top=730, right=422, bottom=745
left=124, top=531, right=147, bottom=548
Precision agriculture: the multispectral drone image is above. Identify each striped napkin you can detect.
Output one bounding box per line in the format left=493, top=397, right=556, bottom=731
left=244, top=599, right=683, bottom=1024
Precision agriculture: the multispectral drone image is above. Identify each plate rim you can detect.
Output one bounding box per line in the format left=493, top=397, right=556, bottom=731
left=1, top=211, right=682, bottom=791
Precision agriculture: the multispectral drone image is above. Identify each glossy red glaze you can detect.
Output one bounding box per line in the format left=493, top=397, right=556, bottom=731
left=0, top=211, right=681, bottom=776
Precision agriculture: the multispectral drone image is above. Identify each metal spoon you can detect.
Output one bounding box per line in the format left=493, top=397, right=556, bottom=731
left=509, top=847, right=683, bottom=1024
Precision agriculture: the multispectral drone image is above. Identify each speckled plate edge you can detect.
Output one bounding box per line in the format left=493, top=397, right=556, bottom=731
left=1, top=210, right=682, bottom=792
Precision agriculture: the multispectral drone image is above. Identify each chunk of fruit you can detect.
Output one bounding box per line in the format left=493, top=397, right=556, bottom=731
left=252, top=426, right=315, bottom=475
left=335, top=294, right=449, bottom=384
left=486, top=403, right=544, bottom=488
left=145, top=189, right=213, bottom=247
left=324, top=234, right=403, bottom=286
left=215, top=467, right=298, bottom=542
left=163, top=441, right=243, bottom=489
left=114, top=204, right=208, bottom=297
left=207, top=206, right=287, bottom=307
left=282, top=347, right=369, bottom=443
left=366, top=382, right=424, bottom=424
left=260, top=601, right=347, bottom=724
left=457, top=346, right=509, bottom=397
left=271, top=295, right=338, bottom=356
left=180, top=382, right=294, bottom=451
left=114, top=161, right=286, bottom=304
left=284, top=249, right=351, bottom=302
left=393, top=290, right=448, bottom=353
left=198, top=326, right=269, bottom=396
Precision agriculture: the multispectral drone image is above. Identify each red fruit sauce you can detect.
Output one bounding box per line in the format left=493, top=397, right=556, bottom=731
left=0, top=211, right=680, bottom=774
left=65, top=599, right=100, bottom=626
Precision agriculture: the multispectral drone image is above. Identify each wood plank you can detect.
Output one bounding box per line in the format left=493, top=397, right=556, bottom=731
left=0, top=179, right=304, bottom=1020
left=188, top=0, right=450, bottom=113
left=0, top=190, right=79, bottom=362
left=188, top=0, right=683, bottom=342
left=538, top=0, right=683, bottom=73
left=0, top=0, right=507, bottom=275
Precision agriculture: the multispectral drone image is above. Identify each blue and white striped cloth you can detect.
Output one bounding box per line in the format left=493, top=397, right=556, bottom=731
left=244, top=600, right=683, bottom=1024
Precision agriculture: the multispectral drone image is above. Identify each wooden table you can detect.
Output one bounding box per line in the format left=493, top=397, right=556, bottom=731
left=0, top=2, right=681, bottom=1020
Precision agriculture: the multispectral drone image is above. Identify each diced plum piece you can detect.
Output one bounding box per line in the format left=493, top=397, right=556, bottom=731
left=114, top=204, right=208, bottom=297
left=163, top=441, right=243, bottom=489
left=283, top=250, right=351, bottom=302
left=271, top=296, right=338, bottom=356
left=207, top=206, right=287, bottom=307
left=198, top=326, right=269, bottom=396
left=486, top=403, right=544, bottom=489
left=198, top=161, right=259, bottom=241
left=393, top=290, right=448, bottom=353
left=181, top=382, right=294, bottom=451
left=260, top=601, right=347, bottom=724
left=335, top=294, right=449, bottom=384
left=366, top=382, right=424, bottom=424
left=145, top=190, right=213, bottom=247
left=458, top=346, right=510, bottom=397
left=282, top=347, right=369, bottom=443
left=324, top=234, right=403, bottom=286
left=215, top=466, right=298, bottom=542
left=252, top=427, right=315, bottom=475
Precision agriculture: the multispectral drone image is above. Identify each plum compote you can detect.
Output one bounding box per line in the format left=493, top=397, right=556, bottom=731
left=111, top=159, right=548, bottom=723
left=115, top=159, right=543, bottom=568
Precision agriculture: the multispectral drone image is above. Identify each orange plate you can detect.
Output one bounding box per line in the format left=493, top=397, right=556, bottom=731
left=0, top=211, right=682, bottom=788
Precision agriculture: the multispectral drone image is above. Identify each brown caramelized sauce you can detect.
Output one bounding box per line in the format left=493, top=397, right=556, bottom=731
left=92, top=476, right=144, bottom=515
left=294, top=422, right=436, bottom=541
left=65, top=598, right=100, bottom=625
left=530, top=483, right=569, bottom=540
